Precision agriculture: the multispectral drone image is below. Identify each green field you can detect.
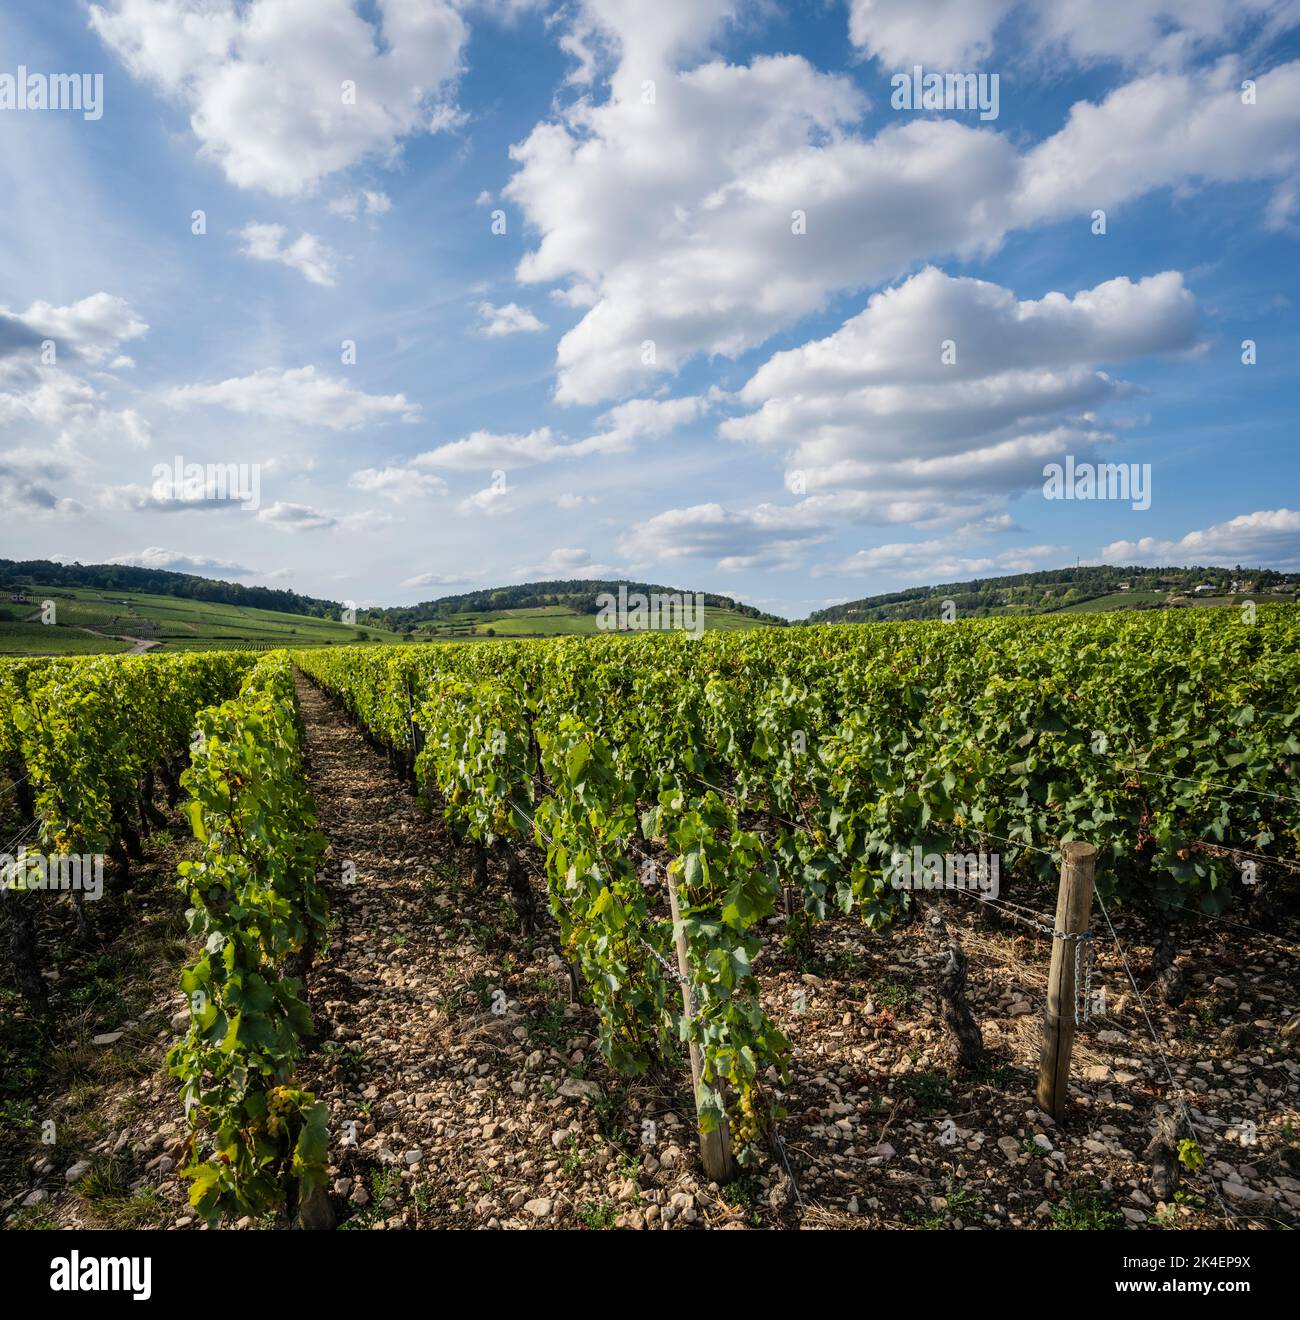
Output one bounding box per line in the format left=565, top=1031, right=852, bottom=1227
left=1055, top=590, right=1263, bottom=614
left=0, top=584, right=404, bottom=655
left=0, top=586, right=771, bottom=655
left=0, top=620, right=132, bottom=654
left=411, top=603, right=770, bottom=639
left=1055, top=589, right=1168, bottom=613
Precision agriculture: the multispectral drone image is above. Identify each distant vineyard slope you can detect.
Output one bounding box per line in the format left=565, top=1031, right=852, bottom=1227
left=809, top=565, right=1299, bottom=623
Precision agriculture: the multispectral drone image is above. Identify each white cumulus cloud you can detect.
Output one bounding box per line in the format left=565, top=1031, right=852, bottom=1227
left=503, top=1, right=1300, bottom=406
left=723, top=266, right=1199, bottom=522
left=89, top=0, right=469, bottom=197
left=328, top=189, right=392, bottom=219
left=107, top=546, right=258, bottom=575
left=2, top=292, right=148, bottom=365
left=415, top=397, right=706, bottom=470
left=476, top=301, right=545, bottom=336
left=238, top=223, right=340, bottom=286
left=1098, top=509, right=1300, bottom=569
left=400, top=570, right=474, bottom=589
left=515, top=546, right=618, bottom=578
left=349, top=466, right=448, bottom=500
left=257, top=500, right=338, bottom=531
left=621, top=501, right=829, bottom=572
left=166, top=366, right=420, bottom=429
left=848, top=0, right=1298, bottom=71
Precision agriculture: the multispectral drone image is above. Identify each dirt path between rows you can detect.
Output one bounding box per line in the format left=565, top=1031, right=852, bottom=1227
left=20, top=616, right=160, bottom=654
left=293, top=673, right=734, bottom=1229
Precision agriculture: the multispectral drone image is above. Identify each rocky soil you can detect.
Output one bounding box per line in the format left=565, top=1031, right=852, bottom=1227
left=2, top=674, right=1296, bottom=1231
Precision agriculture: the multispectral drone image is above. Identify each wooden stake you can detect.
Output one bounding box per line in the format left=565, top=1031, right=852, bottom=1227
left=1036, top=840, right=1097, bottom=1122
left=666, top=874, right=738, bottom=1184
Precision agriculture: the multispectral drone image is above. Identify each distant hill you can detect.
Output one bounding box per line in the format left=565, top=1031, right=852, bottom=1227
left=0, top=563, right=781, bottom=629
left=0, top=558, right=337, bottom=619
left=0, top=564, right=780, bottom=654
left=0, top=578, right=403, bottom=657
left=7, top=560, right=1296, bottom=652
left=808, top=565, right=1299, bottom=624
left=367, top=579, right=786, bottom=630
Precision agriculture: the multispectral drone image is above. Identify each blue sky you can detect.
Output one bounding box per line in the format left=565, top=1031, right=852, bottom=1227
left=1, top=0, right=1298, bottom=619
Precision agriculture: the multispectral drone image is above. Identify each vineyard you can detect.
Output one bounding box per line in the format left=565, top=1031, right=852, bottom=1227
left=1, top=607, right=1297, bottom=1232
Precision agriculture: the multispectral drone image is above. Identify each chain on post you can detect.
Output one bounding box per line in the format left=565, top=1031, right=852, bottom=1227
left=639, top=931, right=697, bottom=1013
left=1033, top=920, right=1095, bottom=1025
left=1071, top=930, right=1089, bottom=1024
left=1082, top=932, right=1095, bottom=1022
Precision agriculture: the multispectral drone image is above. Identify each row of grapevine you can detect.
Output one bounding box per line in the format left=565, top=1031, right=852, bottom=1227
left=6, top=651, right=253, bottom=861
left=0, top=648, right=328, bottom=1224
left=168, top=654, right=330, bottom=1225
left=297, top=640, right=786, bottom=1158
left=681, top=603, right=1300, bottom=920
left=296, top=605, right=1299, bottom=1158
left=0, top=650, right=256, bottom=1009
left=0, top=657, right=67, bottom=821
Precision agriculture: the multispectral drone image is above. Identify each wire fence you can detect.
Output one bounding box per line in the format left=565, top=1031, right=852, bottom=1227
left=506, top=782, right=1274, bottom=1228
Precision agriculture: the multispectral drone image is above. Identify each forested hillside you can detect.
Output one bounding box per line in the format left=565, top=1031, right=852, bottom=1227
left=809, top=565, right=1299, bottom=623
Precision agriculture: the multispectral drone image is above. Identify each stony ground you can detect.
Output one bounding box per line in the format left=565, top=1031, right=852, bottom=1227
left=2, top=675, right=1297, bottom=1231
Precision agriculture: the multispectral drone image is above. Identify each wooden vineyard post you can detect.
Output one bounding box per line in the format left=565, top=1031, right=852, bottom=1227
left=666, top=875, right=738, bottom=1184
left=1036, top=841, right=1097, bottom=1122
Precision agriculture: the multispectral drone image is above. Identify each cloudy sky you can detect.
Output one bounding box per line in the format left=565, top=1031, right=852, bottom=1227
left=1, top=0, right=1298, bottom=618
